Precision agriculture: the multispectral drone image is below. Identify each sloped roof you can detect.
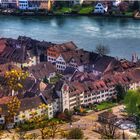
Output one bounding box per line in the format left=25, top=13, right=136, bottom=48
left=28, top=62, right=56, bottom=79
left=0, top=39, right=7, bottom=54
left=93, top=55, right=116, bottom=73
left=19, top=96, right=43, bottom=111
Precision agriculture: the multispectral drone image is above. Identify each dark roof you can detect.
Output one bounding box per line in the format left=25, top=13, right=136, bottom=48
left=63, top=67, right=76, bottom=75
left=28, top=62, right=56, bottom=79
left=22, top=77, right=36, bottom=91
left=93, top=55, right=116, bottom=73
left=19, top=96, right=44, bottom=111
left=60, top=49, right=90, bottom=66
left=0, top=36, right=52, bottom=64
left=42, top=88, right=59, bottom=103
left=55, top=80, right=64, bottom=91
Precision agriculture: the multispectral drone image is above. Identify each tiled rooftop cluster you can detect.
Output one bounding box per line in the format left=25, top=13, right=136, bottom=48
left=0, top=36, right=139, bottom=127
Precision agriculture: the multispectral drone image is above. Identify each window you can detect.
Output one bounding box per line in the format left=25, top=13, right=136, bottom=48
left=0, top=120, right=3, bottom=123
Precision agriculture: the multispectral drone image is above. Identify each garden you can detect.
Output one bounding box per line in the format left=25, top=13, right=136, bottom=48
left=95, top=101, right=117, bottom=111
left=49, top=73, right=63, bottom=84
left=54, top=5, right=94, bottom=15
left=72, top=101, right=117, bottom=116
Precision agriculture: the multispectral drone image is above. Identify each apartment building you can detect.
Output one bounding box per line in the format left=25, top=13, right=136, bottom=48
left=59, top=68, right=140, bottom=111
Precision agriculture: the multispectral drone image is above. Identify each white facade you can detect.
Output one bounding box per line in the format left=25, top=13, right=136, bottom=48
left=0, top=104, right=48, bottom=126
left=69, top=92, right=84, bottom=110
left=0, top=0, right=17, bottom=8
left=94, top=3, right=108, bottom=14
left=56, top=55, right=66, bottom=71
left=61, top=83, right=85, bottom=111
left=84, top=86, right=116, bottom=105
left=52, top=99, right=60, bottom=115
left=47, top=55, right=56, bottom=64
left=129, top=81, right=140, bottom=90
left=18, top=0, right=28, bottom=10
left=73, top=0, right=83, bottom=5
left=113, top=0, right=121, bottom=7
left=13, top=55, right=39, bottom=69
left=60, top=83, right=117, bottom=111
left=78, top=65, right=84, bottom=72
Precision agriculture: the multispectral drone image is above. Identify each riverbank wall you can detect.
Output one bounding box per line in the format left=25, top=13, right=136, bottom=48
left=0, top=10, right=135, bottom=19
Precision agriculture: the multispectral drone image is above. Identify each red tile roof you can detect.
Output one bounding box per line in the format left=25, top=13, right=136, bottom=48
left=0, top=39, right=7, bottom=54
left=0, top=96, right=13, bottom=105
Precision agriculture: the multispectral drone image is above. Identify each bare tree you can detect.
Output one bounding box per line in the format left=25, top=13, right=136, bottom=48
left=98, top=122, right=120, bottom=139
left=95, top=44, right=110, bottom=56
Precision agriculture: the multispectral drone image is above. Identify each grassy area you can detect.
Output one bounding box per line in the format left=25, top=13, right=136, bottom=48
left=54, top=5, right=94, bottom=15
left=125, top=11, right=133, bottom=16
left=55, top=7, right=72, bottom=14
left=50, top=74, right=62, bottom=84
left=78, top=6, right=94, bottom=14
left=96, top=102, right=116, bottom=111
left=72, top=5, right=82, bottom=13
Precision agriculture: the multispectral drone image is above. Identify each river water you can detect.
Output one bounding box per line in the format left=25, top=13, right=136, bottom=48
left=0, top=15, right=140, bottom=59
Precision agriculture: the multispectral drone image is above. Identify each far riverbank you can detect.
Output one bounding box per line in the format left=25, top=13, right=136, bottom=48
left=0, top=9, right=136, bottom=19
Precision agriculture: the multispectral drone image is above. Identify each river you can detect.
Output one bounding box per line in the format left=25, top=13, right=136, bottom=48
left=0, top=15, right=140, bottom=60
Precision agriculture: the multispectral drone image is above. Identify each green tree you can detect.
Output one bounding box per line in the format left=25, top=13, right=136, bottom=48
left=124, top=90, right=140, bottom=137
left=115, top=84, right=126, bottom=102
left=124, top=90, right=140, bottom=116
left=95, top=44, right=110, bottom=56
left=135, top=116, right=140, bottom=138
left=67, top=128, right=84, bottom=139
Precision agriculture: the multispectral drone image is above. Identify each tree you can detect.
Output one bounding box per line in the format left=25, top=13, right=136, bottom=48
left=124, top=90, right=140, bottom=116
left=29, top=106, right=48, bottom=139
left=135, top=115, right=140, bottom=138
left=124, top=90, right=140, bottom=137
left=24, top=133, right=39, bottom=140
left=5, top=96, right=21, bottom=127
left=45, top=119, right=64, bottom=138
left=132, top=1, right=139, bottom=11
left=67, top=128, right=84, bottom=139
left=43, top=76, right=48, bottom=83
left=115, top=84, right=126, bottom=102
left=37, top=119, right=64, bottom=139
left=28, top=107, right=63, bottom=139
left=98, top=122, right=120, bottom=139
left=95, top=44, right=110, bottom=56
left=4, top=69, right=28, bottom=96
